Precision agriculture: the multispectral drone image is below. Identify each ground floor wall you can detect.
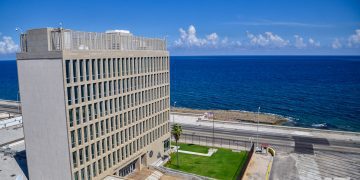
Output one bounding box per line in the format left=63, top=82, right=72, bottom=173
left=111, top=133, right=171, bottom=178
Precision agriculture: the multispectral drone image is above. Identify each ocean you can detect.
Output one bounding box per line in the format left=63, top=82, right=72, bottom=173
left=1, top=56, right=360, bottom=132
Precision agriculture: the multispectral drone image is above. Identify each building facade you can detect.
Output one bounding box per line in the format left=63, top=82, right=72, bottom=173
left=17, top=28, right=171, bottom=180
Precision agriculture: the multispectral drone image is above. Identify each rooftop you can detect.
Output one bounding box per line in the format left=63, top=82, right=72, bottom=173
left=19, top=28, right=167, bottom=53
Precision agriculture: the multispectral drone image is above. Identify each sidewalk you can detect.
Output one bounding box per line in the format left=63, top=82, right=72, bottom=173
left=170, top=113, right=360, bottom=142
left=243, top=152, right=273, bottom=180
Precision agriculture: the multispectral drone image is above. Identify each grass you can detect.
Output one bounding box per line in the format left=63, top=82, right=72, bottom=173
left=171, top=142, right=209, bottom=153
left=165, top=145, right=248, bottom=180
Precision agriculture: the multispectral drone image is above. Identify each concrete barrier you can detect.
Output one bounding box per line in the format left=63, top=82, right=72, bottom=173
left=268, top=147, right=276, bottom=157
left=0, top=116, right=22, bottom=129
left=265, top=147, right=275, bottom=180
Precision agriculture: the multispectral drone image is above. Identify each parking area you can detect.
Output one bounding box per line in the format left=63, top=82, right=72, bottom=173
left=270, top=144, right=360, bottom=180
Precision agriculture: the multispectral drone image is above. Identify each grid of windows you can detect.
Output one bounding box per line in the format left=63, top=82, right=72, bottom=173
left=65, top=56, right=170, bottom=179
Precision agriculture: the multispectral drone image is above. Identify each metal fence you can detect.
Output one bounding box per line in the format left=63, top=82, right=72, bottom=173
left=172, top=133, right=254, bottom=151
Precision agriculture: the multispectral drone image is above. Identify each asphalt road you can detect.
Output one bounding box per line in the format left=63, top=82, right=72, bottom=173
left=176, top=123, right=360, bottom=179
left=0, top=100, right=21, bottom=115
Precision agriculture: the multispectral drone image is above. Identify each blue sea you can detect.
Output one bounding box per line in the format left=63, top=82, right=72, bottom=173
left=1, top=56, right=360, bottom=132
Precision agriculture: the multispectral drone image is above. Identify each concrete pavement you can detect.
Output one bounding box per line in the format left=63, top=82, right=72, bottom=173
left=171, top=113, right=360, bottom=180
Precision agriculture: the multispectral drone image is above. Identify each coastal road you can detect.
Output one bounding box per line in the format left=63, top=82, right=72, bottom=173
left=0, top=100, right=21, bottom=115
left=175, top=123, right=360, bottom=179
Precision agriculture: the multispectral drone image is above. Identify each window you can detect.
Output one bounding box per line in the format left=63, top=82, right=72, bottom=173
left=95, top=122, right=99, bottom=138
left=87, top=84, right=91, bottom=101
left=90, top=124, right=94, bottom=140
left=82, top=106, right=86, bottom=123
left=93, top=83, right=97, bottom=100
left=67, top=87, right=72, bottom=105
left=85, top=146, right=89, bottom=162
left=97, top=60, right=101, bottom=79
left=71, top=130, right=75, bottom=148
left=79, top=60, right=84, bottom=82
left=88, top=105, right=92, bottom=121
left=87, top=165, right=91, bottom=180
left=81, top=85, right=85, bottom=102
left=86, top=59, right=90, bottom=81
left=92, top=163, right=97, bottom=177
left=81, top=168, right=85, bottom=180
left=92, top=59, right=96, bottom=80
left=84, top=126, right=88, bottom=143
left=69, top=109, right=74, bottom=127
left=74, top=86, right=79, bottom=104
left=94, top=103, right=98, bottom=119
left=73, top=151, right=78, bottom=168
left=103, top=59, right=106, bottom=78
left=91, top=143, right=95, bottom=159
left=77, top=128, right=82, bottom=145
left=73, top=60, right=77, bottom=82
left=65, top=60, right=71, bottom=83
left=79, top=148, right=84, bottom=165
left=98, top=82, right=102, bottom=98
left=74, top=171, right=79, bottom=180
left=76, top=107, right=80, bottom=125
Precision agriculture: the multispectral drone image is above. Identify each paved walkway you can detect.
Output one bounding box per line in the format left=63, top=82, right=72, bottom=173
left=172, top=145, right=217, bottom=157
left=243, top=152, right=273, bottom=180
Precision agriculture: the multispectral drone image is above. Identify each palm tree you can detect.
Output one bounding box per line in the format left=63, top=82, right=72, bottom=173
left=171, top=123, right=182, bottom=166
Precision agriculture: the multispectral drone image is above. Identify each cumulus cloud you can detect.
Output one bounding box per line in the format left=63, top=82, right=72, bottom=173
left=294, top=35, right=306, bottom=49
left=206, top=33, right=219, bottom=45
left=175, top=25, right=211, bottom=47
left=246, top=31, right=289, bottom=48
left=332, top=38, right=342, bottom=49
left=0, top=35, right=19, bottom=54
left=308, top=38, right=320, bottom=47
left=348, top=29, right=360, bottom=47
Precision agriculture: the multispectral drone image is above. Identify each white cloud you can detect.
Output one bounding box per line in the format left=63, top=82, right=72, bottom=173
left=294, top=35, right=306, bottom=49
left=246, top=31, right=289, bottom=48
left=206, top=33, right=218, bottom=45
left=332, top=38, right=342, bottom=49
left=348, top=29, right=360, bottom=47
left=0, top=35, right=19, bottom=54
left=221, top=37, right=229, bottom=45
left=175, top=25, right=208, bottom=47
left=308, top=38, right=320, bottom=47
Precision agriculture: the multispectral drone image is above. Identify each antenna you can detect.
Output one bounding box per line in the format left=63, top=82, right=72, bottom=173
left=15, top=27, right=23, bottom=34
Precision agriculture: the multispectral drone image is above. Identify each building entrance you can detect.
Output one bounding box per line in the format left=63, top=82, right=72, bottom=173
left=118, top=160, right=137, bottom=177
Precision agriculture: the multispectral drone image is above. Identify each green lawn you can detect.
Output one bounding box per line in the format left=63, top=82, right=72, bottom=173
left=165, top=146, right=248, bottom=180
left=171, top=142, right=209, bottom=153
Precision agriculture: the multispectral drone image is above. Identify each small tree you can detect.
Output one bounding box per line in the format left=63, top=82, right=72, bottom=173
left=171, top=123, right=182, bottom=166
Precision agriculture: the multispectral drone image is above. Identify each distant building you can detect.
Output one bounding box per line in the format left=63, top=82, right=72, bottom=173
left=17, top=28, right=171, bottom=180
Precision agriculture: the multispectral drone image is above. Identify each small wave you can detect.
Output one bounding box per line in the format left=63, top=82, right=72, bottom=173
left=312, top=123, right=327, bottom=128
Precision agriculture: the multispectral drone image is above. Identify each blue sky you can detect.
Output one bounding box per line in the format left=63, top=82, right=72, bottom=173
left=0, top=0, right=359, bottom=59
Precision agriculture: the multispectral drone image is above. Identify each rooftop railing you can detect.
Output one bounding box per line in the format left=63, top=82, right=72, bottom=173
left=20, top=28, right=167, bottom=52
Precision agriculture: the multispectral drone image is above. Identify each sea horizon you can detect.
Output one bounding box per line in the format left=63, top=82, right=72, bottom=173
left=1, top=55, right=360, bottom=132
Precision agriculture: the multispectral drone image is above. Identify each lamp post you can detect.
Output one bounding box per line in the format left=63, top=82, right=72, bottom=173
left=212, top=113, right=215, bottom=148
left=256, top=106, right=261, bottom=151
left=172, top=101, right=176, bottom=124
left=17, top=91, right=20, bottom=114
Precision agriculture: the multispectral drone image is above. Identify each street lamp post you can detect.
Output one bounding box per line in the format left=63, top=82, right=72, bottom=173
left=173, top=101, right=177, bottom=124
left=256, top=106, right=261, bottom=151
left=17, top=91, right=20, bottom=114
left=212, top=114, right=215, bottom=148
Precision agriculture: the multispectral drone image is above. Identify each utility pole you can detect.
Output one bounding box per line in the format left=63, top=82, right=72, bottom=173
left=212, top=114, right=215, bottom=148
left=173, top=101, right=176, bottom=124
left=256, top=106, right=260, bottom=151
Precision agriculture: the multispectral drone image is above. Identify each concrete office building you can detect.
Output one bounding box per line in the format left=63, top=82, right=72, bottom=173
left=17, top=28, right=171, bottom=180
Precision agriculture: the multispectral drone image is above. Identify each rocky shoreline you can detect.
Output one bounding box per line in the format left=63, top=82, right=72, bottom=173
left=172, top=107, right=288, bottom=125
